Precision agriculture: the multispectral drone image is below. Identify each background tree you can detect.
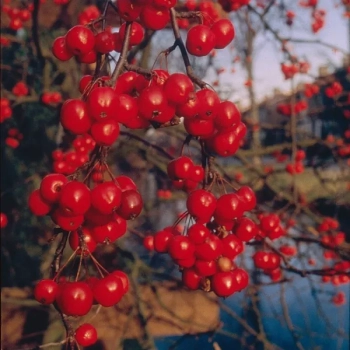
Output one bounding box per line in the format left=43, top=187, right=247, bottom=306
left=1, top=0, right=349, bottom=349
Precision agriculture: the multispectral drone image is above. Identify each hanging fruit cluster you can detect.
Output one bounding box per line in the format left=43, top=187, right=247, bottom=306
left=25, top=0, right=254, bottom=346
left=144, top=184, right=257, bottom=297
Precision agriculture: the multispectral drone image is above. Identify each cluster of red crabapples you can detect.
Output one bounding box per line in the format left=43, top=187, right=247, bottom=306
left=144, top=181, right=259, bottom=298
left=52, top=134, right=96, bottom=176
left=29, top=166, right=143, bottom=346
left=29, top=0, right=255, bottom=344
left=167, top=156, right=205, bottom=192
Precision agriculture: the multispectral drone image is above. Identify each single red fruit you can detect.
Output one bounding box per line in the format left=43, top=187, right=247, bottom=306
left=195, top=234, right=223, bottom=261
left=28, top=190, right=52, bottom=216
left=90, top=181, right=122, bottom=215
left=92, top=275, right=124, bottom=307
left=182, top=268, right=201, bottom=290
left=57, top=282, right=93, bottom=316
left=140, top=5, right=170, bottom=30
left=0, top=213, right=8, bottom=228
left=65, top=25, right=95, bottom=55
left=211, top=19, right=235, bottom=49
left=40, top=173, right=68, bottom=203
left=187, top=223, right=210, bottom=245
left=91, top=215, right=127, bottom=243
left=211, top=271, right=236, bottom=297
left=163, top=73, right=194, bottom=105
left=143, top=235, right=154, bottom=250
left=116, top=189, right=143, bottom=220
left=186, top=24, right=216, bottom=57
left=75, top=323, right=98, bottom=347
left=110, top=270, right=129, bottom=294
left=154, top=229, right=174, bottom=253
left=69, top=227, right=97, bottom=255
left=34, top=279, right=58, bottom=305
left=60, top=99, right=92, bottom=135
left=59, top=181, right=91, bottom=216
left=52, top=36, right=73, bottom=61
left=186, top=189, right=216, bottom=223
left=235, top=217, right=258, bottom=242
left=221, top=234, right=244, bottom=259
left=86, top=87, right=119, bottom=121
left=168, top=235, right=195, bottom=260
left=90, top=119, right=120, bottom=146
left=95, top=31, right=115, bottom=53
left=115, top=175, right=137, bottom=192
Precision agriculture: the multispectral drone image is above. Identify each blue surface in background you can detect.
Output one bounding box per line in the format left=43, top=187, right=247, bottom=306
left=153, top=278, right=349, bottom=350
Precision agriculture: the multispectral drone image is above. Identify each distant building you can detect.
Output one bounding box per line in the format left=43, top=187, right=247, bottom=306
left=242, top=61, right=350, bottom=147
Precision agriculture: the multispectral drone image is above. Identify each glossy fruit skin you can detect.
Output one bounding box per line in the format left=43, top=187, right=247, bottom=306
left=34, top=279, right=58, bottom=305
left=116, top=189, right=143, bottom=220
left=117, top=0, right=142, bottom=21
left=110, top=270, right=129, bottom=294
left=187, top=223, right=210, bottom=245
left=119, top=22, right=144, bottom=46
left=60, top=99, right=92, bottom=135
left=195, top=234, right=223, bottom=261
left=211, top=19, right=235, bottom=49
left=182, top=268, right=201, bottom=290
left=154, top=229, right=173, bottom=253
left=40, top=173, right=68, bottom=203
left=51, top=209, right=84, bottom=231
left=0, top=213, right=8, bottom=228
left=195, top=259, right=217, bottom=276
left=206, top=128, right=240, bottom=157
left=138, top=86, right=167, bottom=120
left=221, top=234, right=244, bottom=259
left=28, top=190, right=52, bottom=216
left=85, top=207, right=113, bottom=226
left=231, top=268, right=249, bottom=292
left=52, top=36, right=73, bottom=61
left=114, top=71, right=139, bottom=94
left=186, top=24, right=216, bottom=57
left=115, top=175, right=137, bottom=192
left=196, top=89, right=220, bottom=120
left=140, top=5, right=170, bottom=30
left=92, top=275, right=124, bottom=307
left=90, top=120, right=120, bottom=146
left=167, top=156, right=194, bottom=180
left=253, top=251, right=281, bottom=270
left=260, top=214, right=280, bottom=232
left=184, top=118, right=215, bottom=138
left=91, top=181, right=122, bottom=215
left=59, top=181, right=91, bottom=216
left=114, top=94, right=138, bottom=124
left=236, top=186, right=256, bottom=211
left=91, top=215, right=127, bottom=243
left=143, top=235, right=154, bottom=250
left=75, top=323, right=98, bottom=347
left=211, top=271, right=236, bottom=297
left=57, top=282, right=93, bottom=316
left=86, top=87, right=118, bottom=121
left=186, top=189, right=217, bottom=223
left=215, top=101, right=241, bottom=129
left=69, top=228, right=97, bottom=255
left=176, top=95, right=199, bottom=119
left=65, top=25, right=95, bottom=55
left=168, top=235, right=195, bottom=260
left=214, top=193, right=244, bottom=222
left=163, top=73, right=194, bottom=105
left=235, top=217, right=258, bottom=242
left=95, top=31, right=115, bottom=53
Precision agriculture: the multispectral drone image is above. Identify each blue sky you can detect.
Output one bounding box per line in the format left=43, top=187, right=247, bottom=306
left=204, top=0, right=349, bottom=107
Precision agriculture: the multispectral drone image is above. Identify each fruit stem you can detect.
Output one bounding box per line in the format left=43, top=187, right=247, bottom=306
left=169, top=8, right=207, bottom=89
left=110, top=22, right=133, bottom=85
